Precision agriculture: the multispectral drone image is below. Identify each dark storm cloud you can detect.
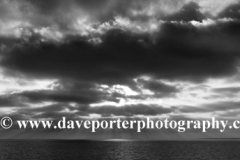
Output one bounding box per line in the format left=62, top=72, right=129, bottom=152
left=0, top=37, right=22, bottom=47
left=25, top=0, right=63, bottom=13
left=0, top=95, right=26, bottom=107
left=25, top=0, right=112, bottom=14
left=218, top=2, right=240, bottom=19
left=162, top=2, right=206, bottom=22
left=18, top=90, right=102, bottom=104
left=1, top=20, right=240, bottom=84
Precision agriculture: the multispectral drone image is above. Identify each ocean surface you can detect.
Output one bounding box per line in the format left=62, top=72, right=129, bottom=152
left=0, top=140, right=240, bottom=160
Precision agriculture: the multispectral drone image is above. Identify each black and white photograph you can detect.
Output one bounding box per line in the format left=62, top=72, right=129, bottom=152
left=1, top=0, right=240, bottom=159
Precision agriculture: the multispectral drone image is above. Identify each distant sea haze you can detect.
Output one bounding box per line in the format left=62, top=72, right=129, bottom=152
left=1, top=140, right=240, bottom=160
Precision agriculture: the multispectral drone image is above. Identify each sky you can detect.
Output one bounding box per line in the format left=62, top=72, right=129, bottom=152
left=1, top=0, right=240, bottom=140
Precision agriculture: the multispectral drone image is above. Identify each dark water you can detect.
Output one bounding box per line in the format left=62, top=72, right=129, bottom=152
left=0, top=140, right=240, bottom=160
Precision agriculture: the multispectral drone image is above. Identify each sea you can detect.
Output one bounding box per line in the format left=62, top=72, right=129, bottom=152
left=0, top=140, right=240, bottom=160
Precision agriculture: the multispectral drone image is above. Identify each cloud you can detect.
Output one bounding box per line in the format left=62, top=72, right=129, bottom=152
left=218, top=2, right=240, bottom=19
left=163, top=2, right=206, bottom=22
left=212, top=87, right=240, bottom=94
left=1, top=100, right=174, bottom=120
left=195, top=0, right=238, bottom=16
left=0, top=0, right=238, bottom=40
left=1, top=0, right=240, bottom=139
left=1, top=19, right=240, bottom=84
left=0, top=95, right=27, bottom=107
left=137, top=79, right=179, bottom=97
left=86, top=104, right=174, bottom=117
left=17, top=90, right=102, bottom=104
left=177, top=101, right=240, bottom=115
left=24, top=0, right=186, bottom=21
left=0, top=80, right=123, bottom=107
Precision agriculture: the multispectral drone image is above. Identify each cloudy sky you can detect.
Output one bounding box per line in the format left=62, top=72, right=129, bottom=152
left=1, top=0, right=240, bottom=140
